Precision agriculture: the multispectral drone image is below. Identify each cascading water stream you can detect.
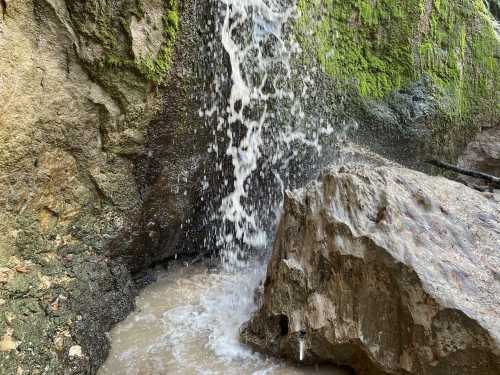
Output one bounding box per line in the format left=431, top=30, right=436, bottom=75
left=99, top=0, right=344, bottom=373
left=213, top=0, right=294, bottom=265
left=202, top=0, right=334, bottom=269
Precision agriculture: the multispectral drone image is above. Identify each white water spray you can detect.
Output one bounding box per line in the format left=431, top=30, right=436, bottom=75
left=202, top=0, right=335, bottom=269
left=190, top=0, right=338, bottom=365
left=100, top=0, right=345, bottom=373
left=217, top=0, right=294, bottom=263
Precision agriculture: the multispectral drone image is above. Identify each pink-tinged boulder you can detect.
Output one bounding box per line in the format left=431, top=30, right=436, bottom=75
left=242, top=163, right=500, bottom=375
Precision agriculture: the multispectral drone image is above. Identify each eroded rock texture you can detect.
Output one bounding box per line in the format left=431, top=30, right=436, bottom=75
left=459, top=124, right=500, bottom=177
left=0, top=0, right=209, bottom=373
left=242, top=163, right=500, bottom=374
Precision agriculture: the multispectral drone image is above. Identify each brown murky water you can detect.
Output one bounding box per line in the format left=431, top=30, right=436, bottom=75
left=98, top=262, right=349, bottom=375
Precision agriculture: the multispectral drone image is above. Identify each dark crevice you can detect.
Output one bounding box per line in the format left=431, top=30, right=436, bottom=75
left=487, top=0, right=500, bottom=21
left=279, top=314, right=289, bottom=336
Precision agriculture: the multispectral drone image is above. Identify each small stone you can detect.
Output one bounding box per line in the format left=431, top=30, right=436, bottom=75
left=0, top=267, right=11, bottom=283
left=14, top=263, right=28, bottom=273
left=50, top=298, right=59, bottom=312
left=68, top=345, right=83, bottom=358
left=54, top=335, right=64, bottom=351
left=0, top=329, right=20, bottom=352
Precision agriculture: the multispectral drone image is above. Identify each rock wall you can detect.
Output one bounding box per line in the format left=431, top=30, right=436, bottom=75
left=1, top=0, right=498, bottom=373
left=0, top=0, right=209, bottom=373
left=122, top=0, right=214, bottom=270
left=296, top=0, right=500, bottom=166
left=242, top=162, right=500, bottom=374
left=459, top=124, right=500, bottom=177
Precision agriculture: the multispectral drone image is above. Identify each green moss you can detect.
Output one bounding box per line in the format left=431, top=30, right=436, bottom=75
left=296, top=0, right=499, bottom=159
left=136, top=1, right=180, bottom=83
left=67, top=0, right=179, bottom=86
left=297, top=0, right=420, bottom=98
left=137, top=48, right=172, bottom=83
left=297, top=0, right=499, bottom=115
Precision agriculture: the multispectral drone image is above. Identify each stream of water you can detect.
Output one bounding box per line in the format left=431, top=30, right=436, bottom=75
left=98, top=263, right=350, bottom=374
left=99, top=0, right=342, bottom=372
left=202, top=0, right=334, bottom=266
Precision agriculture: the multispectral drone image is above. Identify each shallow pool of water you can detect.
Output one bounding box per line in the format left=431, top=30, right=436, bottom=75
left=98, top=262, right=349, bottom=375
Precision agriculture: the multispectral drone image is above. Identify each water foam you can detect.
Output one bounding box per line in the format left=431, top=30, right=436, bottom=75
left=99, top=264, right=350, bottom=374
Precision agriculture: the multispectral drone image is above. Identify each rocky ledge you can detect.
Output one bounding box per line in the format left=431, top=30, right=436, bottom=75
left=242, top=162, right=500, bottom=374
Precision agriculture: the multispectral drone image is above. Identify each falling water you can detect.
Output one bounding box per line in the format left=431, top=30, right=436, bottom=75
left=194, top=0, right=338, bottom=365
left=200, top=0, right=335, bottom=268
left=299, top=337, right=305, bottom=362
left=100, top=0, right=342, bottom=373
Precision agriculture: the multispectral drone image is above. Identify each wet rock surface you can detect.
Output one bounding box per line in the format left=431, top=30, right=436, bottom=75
left=487, top=0, right=500, bottom=21
left=0, top=0, right=498, bottom=373
left=296, top=0, right=500, bottom=166
left=113, top=0, right=213, bottom=272
left=0, top=0, right=209, bottom=373
left=242, top=162, right=500, bottom=374
left=351, top=79, right=440, bottom=169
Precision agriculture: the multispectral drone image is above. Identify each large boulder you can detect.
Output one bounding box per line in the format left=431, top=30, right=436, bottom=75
left=242, top=162, right=500, bottom=374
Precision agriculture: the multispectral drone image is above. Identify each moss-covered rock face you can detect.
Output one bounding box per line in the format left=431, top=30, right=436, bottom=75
left=297, top=0, right=499, bottom=162
left=67, top=0, right=179, bottom=88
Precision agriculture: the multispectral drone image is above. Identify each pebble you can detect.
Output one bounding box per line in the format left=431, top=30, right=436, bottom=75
left=69, top=345, right=83, bottom=358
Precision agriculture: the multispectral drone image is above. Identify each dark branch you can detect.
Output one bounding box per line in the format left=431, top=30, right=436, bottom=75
left=455, top=177, right=494, bottom=193
left=426, top=159, right=500, bottom=188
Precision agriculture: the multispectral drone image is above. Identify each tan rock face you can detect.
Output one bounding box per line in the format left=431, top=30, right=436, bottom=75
left=0, top=0, right=211, bottom=372
left=242, top=163, right=500, bottom=375
left=459, top=124, right=500, bottom=177
left=0, top=0, right=146, bottom=264
left=130, top=0, right=165, bottom=61
left=0, top=0, right=205, bottom=373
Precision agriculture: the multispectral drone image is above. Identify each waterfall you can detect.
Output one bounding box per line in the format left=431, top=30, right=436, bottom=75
left=190, top=0, right=338, bottom=363
left=100, top=1, right=345, bottom=372
left=200, top=0, right=335, bottom=269
left=299, top=338, right=305, bottom=361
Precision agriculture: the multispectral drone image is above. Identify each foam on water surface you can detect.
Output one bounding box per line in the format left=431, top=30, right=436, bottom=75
left=99, top=263, right=349, bottom=375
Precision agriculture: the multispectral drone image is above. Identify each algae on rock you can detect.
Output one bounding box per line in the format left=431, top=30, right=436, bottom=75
left=296, top=0, right=500, bottom=162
